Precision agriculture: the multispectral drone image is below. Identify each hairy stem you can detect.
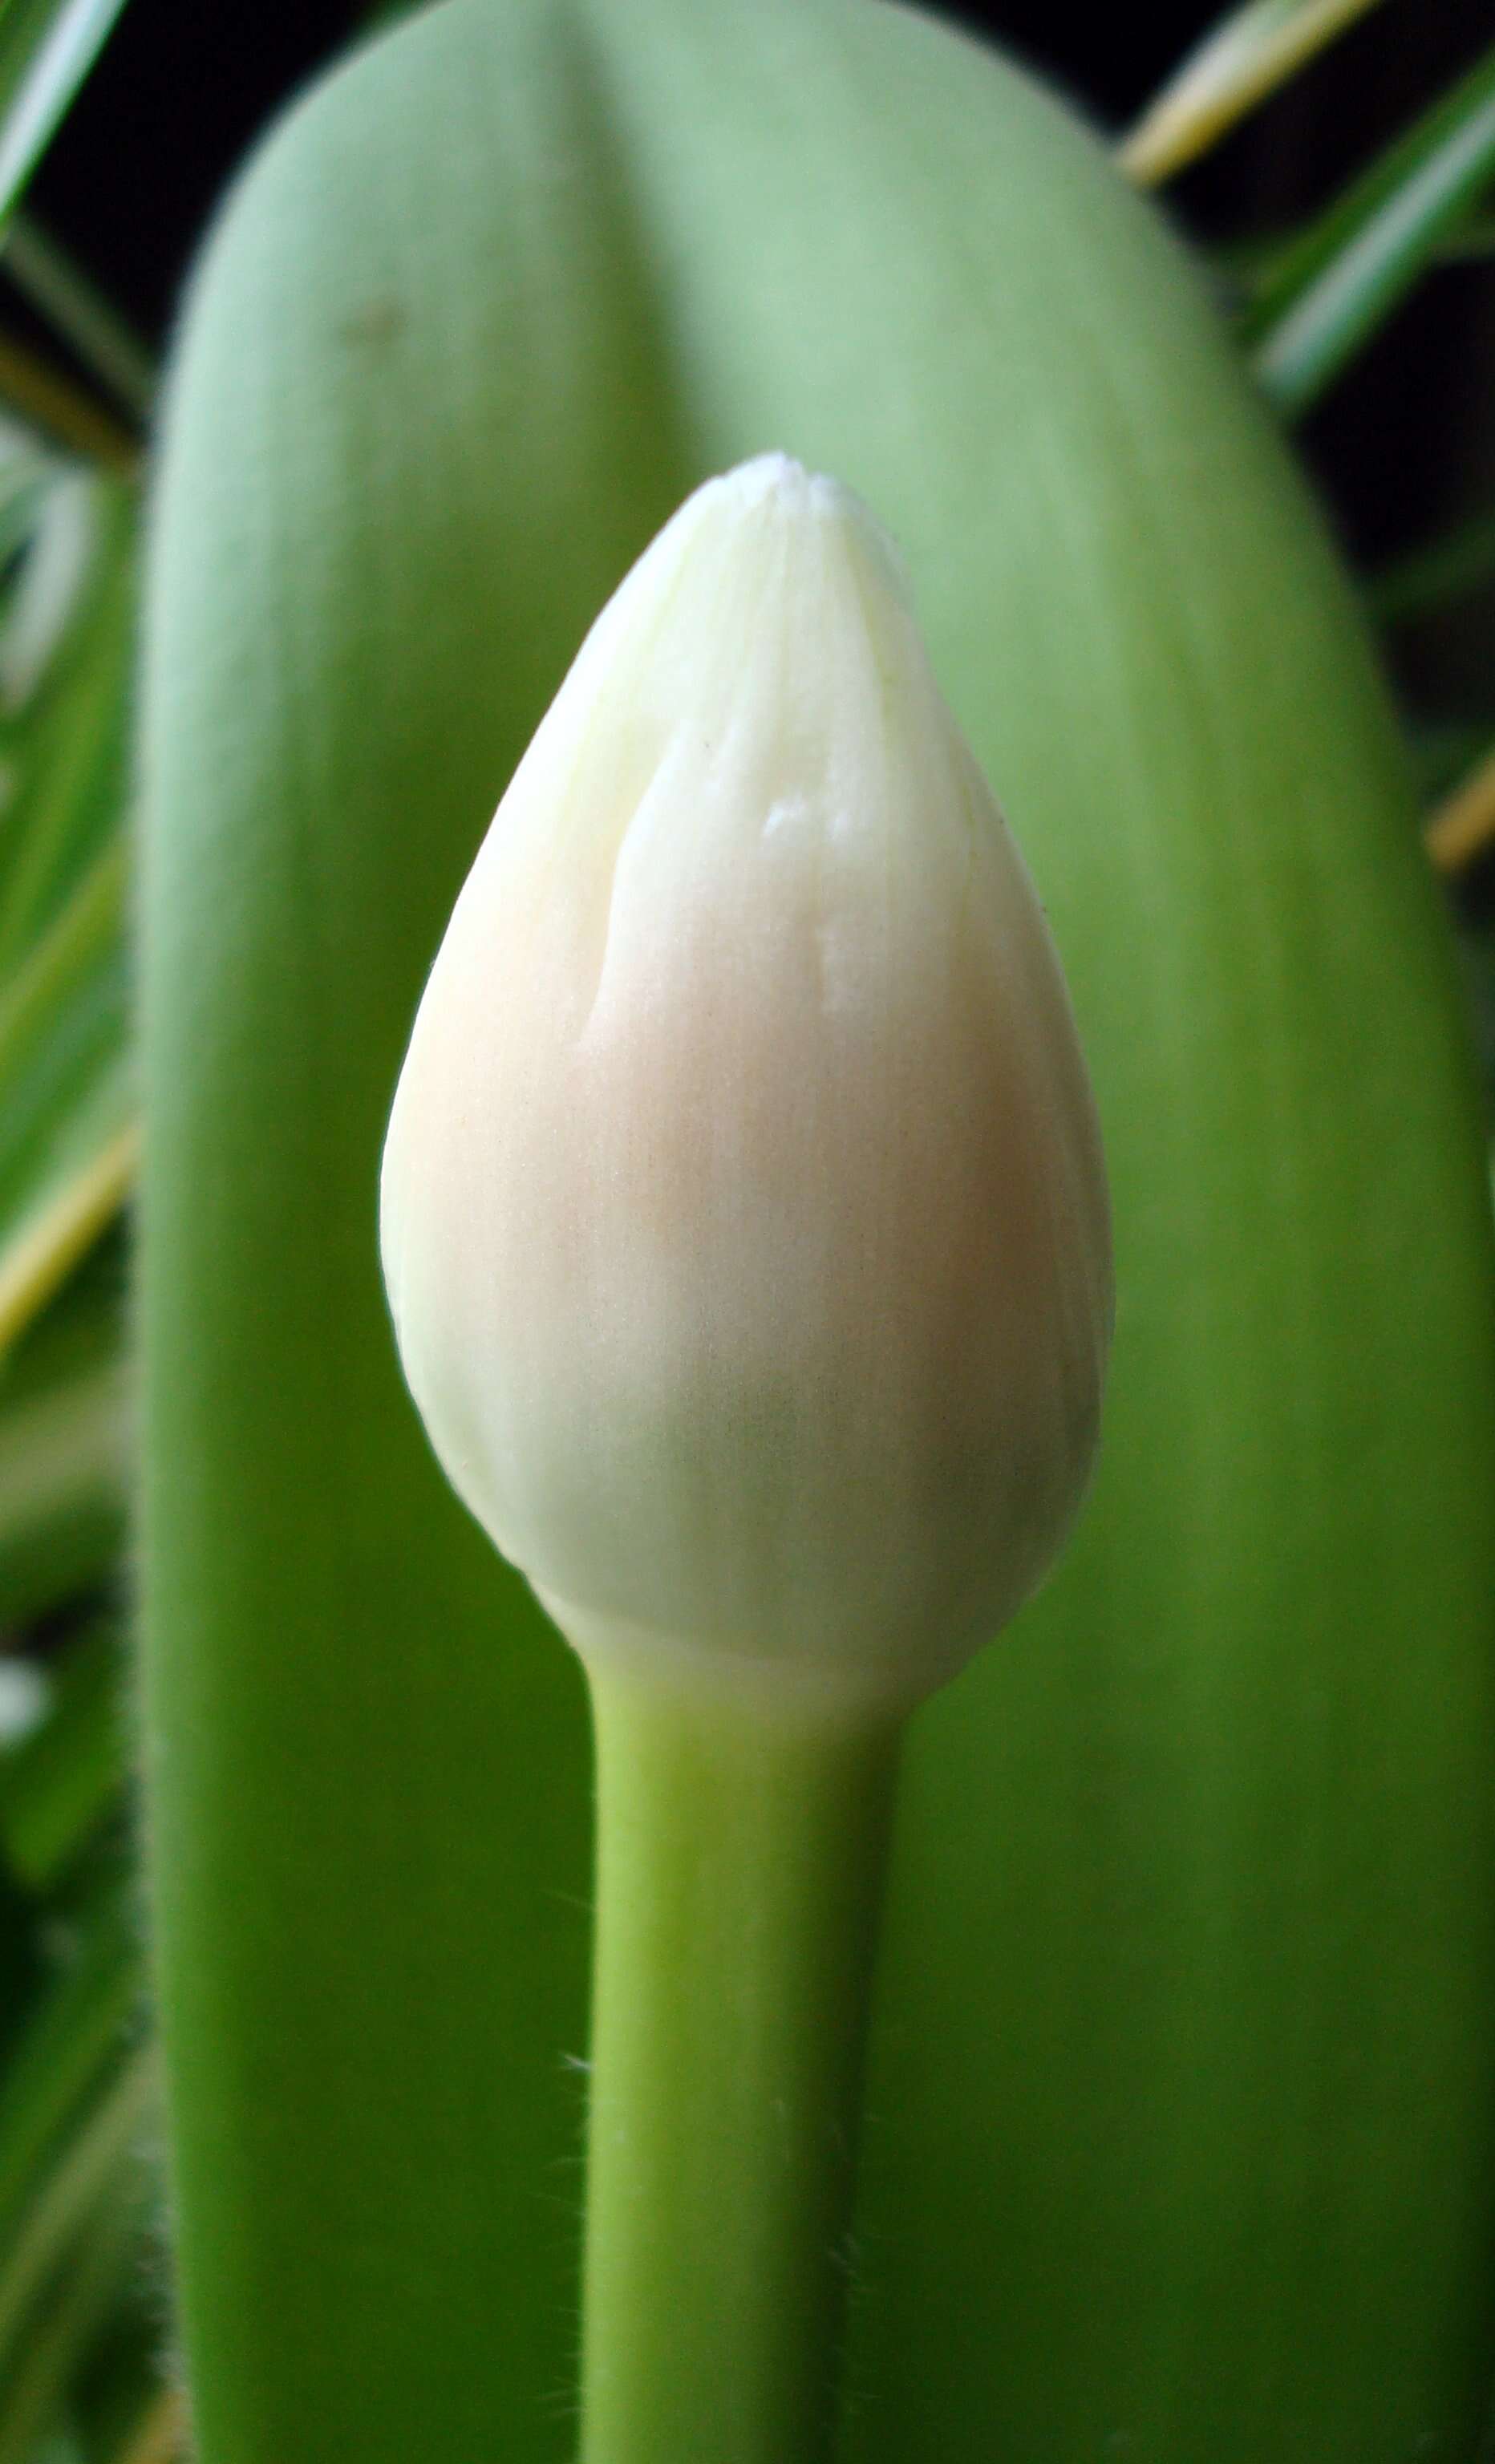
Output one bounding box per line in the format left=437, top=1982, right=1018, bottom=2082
left=579, top=1661, right=902, bottom=2464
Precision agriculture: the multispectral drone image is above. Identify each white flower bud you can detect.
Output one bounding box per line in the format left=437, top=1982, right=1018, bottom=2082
left=381, top=455, right=1112, bottom=1712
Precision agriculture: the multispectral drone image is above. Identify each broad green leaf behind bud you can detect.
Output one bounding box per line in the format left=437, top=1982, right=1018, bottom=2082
left=381, top=456, right=1112, bottom=1710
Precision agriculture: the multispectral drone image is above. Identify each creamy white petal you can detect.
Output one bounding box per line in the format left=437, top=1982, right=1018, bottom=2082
left=381, top=454, right=1112, bottom=1712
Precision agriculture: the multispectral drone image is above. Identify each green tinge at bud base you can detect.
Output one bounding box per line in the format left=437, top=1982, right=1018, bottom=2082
left=380, top=454, right=1112, bottom=1709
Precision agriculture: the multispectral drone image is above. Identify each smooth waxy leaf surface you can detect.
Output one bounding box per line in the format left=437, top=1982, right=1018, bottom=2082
left=141, top=3, right=1495, bottom=2458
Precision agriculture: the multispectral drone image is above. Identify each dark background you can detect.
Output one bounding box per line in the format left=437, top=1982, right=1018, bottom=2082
left=18, top=0, right=1495, bottom=703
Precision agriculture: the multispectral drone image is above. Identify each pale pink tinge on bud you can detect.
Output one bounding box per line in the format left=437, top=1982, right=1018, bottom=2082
left=380, top=454, right=1112, bottom=1712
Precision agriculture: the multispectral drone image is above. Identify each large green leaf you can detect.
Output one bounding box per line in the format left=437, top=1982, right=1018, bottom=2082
left=140, top=2, right=1495, bottom=2458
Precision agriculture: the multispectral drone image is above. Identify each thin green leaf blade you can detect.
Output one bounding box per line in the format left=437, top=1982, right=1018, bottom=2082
left=5, top=217, right=156, bottom=421
left=1250, top=41, right=1495, bottom=413
left=0, top=411, right=60, bottom=571
left=0, top=1888, right=139, bottom=2259
left=0, top=1277, right=127, bottom=1630
left=0, top=489, right=138, bottom=1362
left=0, top=473, right=134, bottom=971
left=0, top=1619, right=124, bottom=1890
left=1368, top=501, right=1495, bottom=625
left=0, top=0, right=132, bottom=238
left=0, top=2146, right=146, bottom=2464
left=1120, top=0, right=1387, bottom=186
left=0, top=833, right=132, bottom=1360
left=0, top=2041, right=150, bottom=2373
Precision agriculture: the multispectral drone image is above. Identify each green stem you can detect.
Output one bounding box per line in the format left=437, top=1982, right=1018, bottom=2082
left=579, top=1661, right=903, bottom=2464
